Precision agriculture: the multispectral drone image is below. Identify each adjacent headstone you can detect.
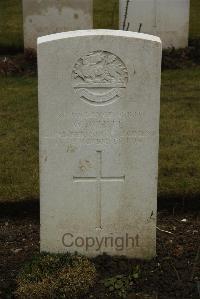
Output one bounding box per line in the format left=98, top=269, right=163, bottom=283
left=38, top=30, right=161, bottom=258
left=23, top=0, right=93, bottom=50
left=119, top=0, right=190, bottom=49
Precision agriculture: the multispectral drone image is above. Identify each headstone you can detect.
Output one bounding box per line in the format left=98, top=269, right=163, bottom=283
left=38, top=30, right=161, bottom=258
left=23, top=0, right=93, bottom=50
left=119, top=0, right=190, bottom=49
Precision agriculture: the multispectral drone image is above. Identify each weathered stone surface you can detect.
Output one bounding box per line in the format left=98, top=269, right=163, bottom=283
left=38, top=30, right=161, bottom=258
left=119, top=0, right=190, bottom=49
left=23, top=0, right=93, bottom=50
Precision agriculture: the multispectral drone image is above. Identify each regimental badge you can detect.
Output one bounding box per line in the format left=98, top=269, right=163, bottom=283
left=72, top=51, right=128, bottom=105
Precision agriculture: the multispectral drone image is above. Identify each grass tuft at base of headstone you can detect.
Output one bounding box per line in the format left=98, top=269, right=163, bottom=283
left=16, top=252, right=96, bottom=299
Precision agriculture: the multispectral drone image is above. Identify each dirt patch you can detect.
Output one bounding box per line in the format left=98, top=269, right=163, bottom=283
left=0, top=200, right=199, bottom=298
left=162, top=39, right=200, bottom=70
left=92, top=212, right=200, bottom=298
left=0, top=49, right=37, bottom=77
left=0, top=216, right=39, bottom=298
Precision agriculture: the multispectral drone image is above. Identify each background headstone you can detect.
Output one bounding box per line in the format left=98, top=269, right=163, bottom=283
left=38, top=30, right=161, bottom=258
left=119, top=0, right=190, bottom=49
left=23, top=0, right=93, bottom=50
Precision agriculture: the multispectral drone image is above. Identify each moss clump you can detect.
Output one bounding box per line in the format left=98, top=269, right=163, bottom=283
left=15, top=252, right=96, bottom=299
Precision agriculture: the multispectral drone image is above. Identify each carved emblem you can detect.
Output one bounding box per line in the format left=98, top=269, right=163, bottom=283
left=72, top=51, right=128, bottom=105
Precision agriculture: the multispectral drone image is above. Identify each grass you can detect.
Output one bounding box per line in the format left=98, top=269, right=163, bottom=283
left=93, top=0, right=119, bottom=29
left=0, top=68, right=200, bottom=201
left=0, top=76, right=38, bottom=200
left=159, top=67, right=200, bottom=199
left=16, top=253, right=96, bottom=298
left=190, top=0, right=200, bottom=40
left=0, top=0, right=199, bottom=52
left=0, top=0, right=23, bottom=53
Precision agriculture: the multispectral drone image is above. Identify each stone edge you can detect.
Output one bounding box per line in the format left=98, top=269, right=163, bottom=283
left=37, top=29, right=162, bottom=46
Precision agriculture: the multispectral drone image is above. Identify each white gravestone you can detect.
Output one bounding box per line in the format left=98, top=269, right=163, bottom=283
left=119, top=0, right=190, bottom=49
left=38, top=30, right=161, bottom=258
left=23, top=0, right=93, bottom=50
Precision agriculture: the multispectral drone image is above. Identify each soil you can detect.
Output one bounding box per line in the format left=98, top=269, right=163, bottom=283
left=0, top=200, right=199, bottom=299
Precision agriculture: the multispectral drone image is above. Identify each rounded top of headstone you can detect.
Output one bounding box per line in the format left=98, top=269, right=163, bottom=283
left=37, top=29, right=161, bottom=45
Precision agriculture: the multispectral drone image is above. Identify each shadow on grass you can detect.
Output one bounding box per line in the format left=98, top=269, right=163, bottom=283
left=158, top=195, right=200, bottom=212
left=0, top=195, right=199, bottom=220
left=0, top=45, right=24, bottom=55
left=0, top=198, right=39, bottom=219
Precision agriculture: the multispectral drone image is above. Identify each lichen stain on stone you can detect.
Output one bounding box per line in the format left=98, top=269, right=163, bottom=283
left=79, top=160, right=92, bottom=172
left=66, top=144, right=76, bottom=153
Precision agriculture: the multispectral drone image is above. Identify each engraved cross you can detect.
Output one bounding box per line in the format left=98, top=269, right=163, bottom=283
left=73, top=151, right=125, bottom=229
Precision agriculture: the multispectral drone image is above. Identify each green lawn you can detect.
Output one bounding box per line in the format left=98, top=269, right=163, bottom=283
left=190, top=0, right=200, bottom=40
left=0, top=0, right=199, bottom=52
left=93, top=0, right=118, bottom=29
left=159, top=67, right=200, bottom=199
left=0, top=0, right=23, bottom=52
left=0, top=77, right=38, bottom=200
left=0, top=68, right=200, bottom=201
